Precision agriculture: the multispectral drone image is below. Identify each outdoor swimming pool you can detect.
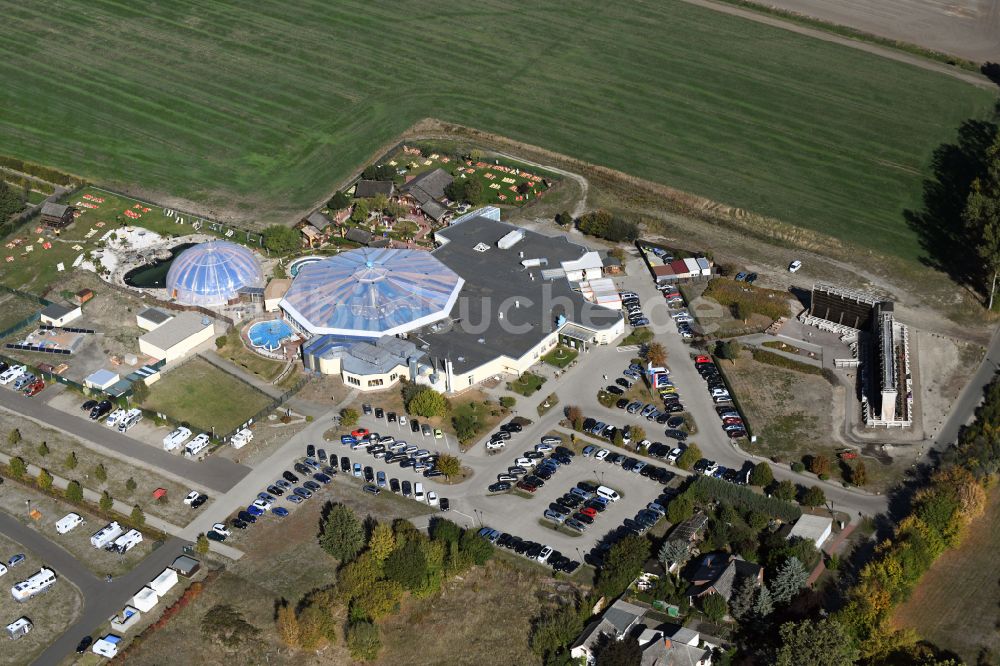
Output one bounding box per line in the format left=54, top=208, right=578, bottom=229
left=248, top=320, right=293, bottom=352
left=288, top=256, right=322, bottom=277
left=123, top=242, right=196, bottom=288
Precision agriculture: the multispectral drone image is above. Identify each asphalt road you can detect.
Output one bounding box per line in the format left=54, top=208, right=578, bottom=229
left=0, top=387, right=249, bottom=493
left=0, top=512, right=189, bottom=666
left=931, top=326, right=1000, bottom=452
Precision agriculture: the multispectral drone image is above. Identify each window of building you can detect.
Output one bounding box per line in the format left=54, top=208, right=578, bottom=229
left=346, top=376, right=360, bottom=386
left=367, top=378, right=384, bottom=387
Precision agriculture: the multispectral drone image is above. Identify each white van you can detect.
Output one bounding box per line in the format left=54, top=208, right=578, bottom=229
left=230, top=428, right=253, bottom=449
left=0, top=365, right=25, bottom=385
left=55, top=513, right=83, bottom=535
left=117, top=409, right=142, bottom=433
left=162, top=426, right=192, bottom=451
left=596, top=485, right=621, bottom=502
left=110, top=529, right=143, bottom=553
left=413, top=482, right=425, bottom=502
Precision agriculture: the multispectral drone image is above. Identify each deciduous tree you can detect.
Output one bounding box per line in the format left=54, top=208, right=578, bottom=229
left=436, top=453, right=461, bottom=478
left=367, top=523, right=395, bottom=562
left=99, top=491, right=113, bottom=512
left=802, top=485, right=826, bottom=507
left=775, top=618, right=859, bottom=666
left=676, top=443, right=702, bottom=470
left=646, top=342, right=668, bottom=367
left=339, top=407, right=359, bottom=428
left=8, top=456, right=26, bottom=478
left=275, top=602, right=299, bottom=647
left=963, top=133, right=1000, bottom=309
left=37, top=467, right=53, bottom=491
left=37, top=441, right=48, bottom=457
left=65, top=480, right=83, bottom=503
left=346, top=620, right=381, bottom=661
left=262, top=225, right=300, bottom=255
left=7, top=428, right=20, bottom=445
left=406, top=388, right=449, bottom=418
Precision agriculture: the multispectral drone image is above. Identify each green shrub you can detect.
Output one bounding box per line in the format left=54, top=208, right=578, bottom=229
left=791, top=462, right=805, bottom=473
left=684, top=475, right=801, bottom=523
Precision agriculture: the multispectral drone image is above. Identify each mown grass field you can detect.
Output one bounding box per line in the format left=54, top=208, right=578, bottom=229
left=0, top=1, right=995, bottom=262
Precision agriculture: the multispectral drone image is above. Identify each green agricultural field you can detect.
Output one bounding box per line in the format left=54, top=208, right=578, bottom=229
left=0, top=1, right=995, bottom=263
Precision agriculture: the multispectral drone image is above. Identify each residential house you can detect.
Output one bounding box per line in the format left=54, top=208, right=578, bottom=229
left=306, top=211, right=333, bottom=231
left=685, top=553, right=763, bottom=603
left=401, top=168, right=453, bottom=222
left=344, top=227, right=373, bottom=245
left=300, top=224, right=324, bottom=248
left=570, top=599, right=646, bottom=663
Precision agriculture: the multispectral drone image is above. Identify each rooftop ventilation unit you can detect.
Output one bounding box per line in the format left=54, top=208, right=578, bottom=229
left=473, top=242, right=490, bottom=253
left=497, top=229, right=525, bottom=249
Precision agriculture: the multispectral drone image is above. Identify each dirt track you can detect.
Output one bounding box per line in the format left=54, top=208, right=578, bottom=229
left=680, top=0, right=996, bottom=86
left=746, top=0, right=1000, bottom=63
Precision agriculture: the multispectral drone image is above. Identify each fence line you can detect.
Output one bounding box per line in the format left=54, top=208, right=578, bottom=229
left=218, top=374, right=311, bottom=443
left=98, top=279, right=236, bottom=328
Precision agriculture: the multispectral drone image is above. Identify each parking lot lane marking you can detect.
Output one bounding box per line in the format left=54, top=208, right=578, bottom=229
left=451, top=509, right=475, bottom=525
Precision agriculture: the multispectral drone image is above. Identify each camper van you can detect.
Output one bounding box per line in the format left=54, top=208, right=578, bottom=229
left=90, top=522, right=124, bottom=550
left=184, top=434, right=210, bottom=458
left=117, top=409, right=142, bottom=433
left=230, top=428, right=253, bottom=449
left=10, top=568, right=56, bottom=602
left=104, top=409, right=126, bottom=428
left=109, top=529, right=143, bottom=554
left=0, top=365, right=26, bottom=385
left=92, top=634, right=122, bottom=658
left=162, top=427, right=192, bottom=451
left=596, top=485, right=621, bottom=502
left=5, top=617, right=32, bottom=640
left=55, top=512, right=83, bottom=535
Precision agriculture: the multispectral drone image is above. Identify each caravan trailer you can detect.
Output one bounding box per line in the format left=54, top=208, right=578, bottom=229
left=11, top=568, right=56, bottom=602
left=104, top=409, right=126, bottom=428
left=109, top=529, right=143, bottom=554
left=184, top=434, right=210, bottom=458
left=162, top=426, right=192, bottom=451
left=0, top=365, right=25, bottom=385
left=230, top=428, right=253, bottom=449
left=90, top=522, right=124, bottom=549
left=55, top=512, right=83, bottom=535
left=5, top=617, right=32, bottom=640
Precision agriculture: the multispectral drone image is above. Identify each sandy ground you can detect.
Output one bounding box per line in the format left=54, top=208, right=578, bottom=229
left=746, top=0, right=1000, bottom=62
left=917, top=330, right=985, bottom=438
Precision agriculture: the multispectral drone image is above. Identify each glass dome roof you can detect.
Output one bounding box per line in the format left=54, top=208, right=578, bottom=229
left=165, top=240, right=263, bottom=306
left=280, top=248, right=463, bottom=337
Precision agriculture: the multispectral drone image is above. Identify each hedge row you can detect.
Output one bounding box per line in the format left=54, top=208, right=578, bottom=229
left=1, top=169, right=56, bottom=194
left=702, top=278, right=791, bottom=321
left=0, top=155, right=80, bottom=186
left=683, top=474, right=801, bottom=523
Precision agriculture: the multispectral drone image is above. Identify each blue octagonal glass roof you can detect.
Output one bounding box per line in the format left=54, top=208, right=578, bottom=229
left=165, top=240, right=263, bottom=306
left=280, top=248, right=463, bottom=337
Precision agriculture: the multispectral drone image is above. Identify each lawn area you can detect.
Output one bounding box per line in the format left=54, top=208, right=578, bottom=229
left=143, top=357, right=272, bottom=434
left=0, top=290, right=40, bottom=331
left=214, top=328, right=286, bottom=383
left=893, top=487, right=1000, bottom=662
left=0, top=2, right=994, bottom=263
left=450, top=393, right=507, bottom=448
left=507, top=372, right=546, bottom=397
left=542, top=345, right=578, bottom=368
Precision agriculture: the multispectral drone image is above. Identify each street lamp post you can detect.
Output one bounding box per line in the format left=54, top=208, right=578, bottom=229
left=25, top=499, right=31, bottom=516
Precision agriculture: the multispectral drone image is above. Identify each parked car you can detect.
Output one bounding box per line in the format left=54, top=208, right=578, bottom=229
left=788, top=259, right=802, bottom=273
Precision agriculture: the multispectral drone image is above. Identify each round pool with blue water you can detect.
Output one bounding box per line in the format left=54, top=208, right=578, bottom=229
left=247, top=320, right=293, bottom=352
left=288, top=256, right=323, bottom=278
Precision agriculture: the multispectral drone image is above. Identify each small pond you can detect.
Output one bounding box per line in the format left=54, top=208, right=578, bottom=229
left=123, top=243, right=195, bottom=288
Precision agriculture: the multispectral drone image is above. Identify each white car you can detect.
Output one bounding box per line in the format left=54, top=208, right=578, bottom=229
left=485, top=440, right=505, bottom=450
left=514, top=456, right=534, bottom=468
left=536, top=545, right=553, bottom=563
left=667, top=448, right=682, bottom=464
left=252, top=499, right=272, bottom=511
left=212, top=523, right=231, bottom=537
left=426, top=491, right=439, bottom=507
left=534, top=443, right=553, bottom=453
left=398, top=416, right=407, bottom=427
left=670, top=310, right=690, bottom=319
left=183, top=490, right=200, bottom=505
left=594, top=448, right=610, bottom=461
left=540, top=436, right=561, bottom=445
left=162, top=426, right=192, bottom=451
left=0, top=563, right=7, bottom=577
left=788, top=260, right=802, bottom=273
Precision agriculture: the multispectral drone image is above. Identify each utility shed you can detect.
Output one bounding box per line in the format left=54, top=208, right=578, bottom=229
left=138, top=311, right=214, bottom=363
left=171, top=555, right=201, bottom=577
left=787, top=513, right=834, bottom=548
left=39, top=303, right=82, bottom=327
left=84, top=369, right=120, bottom=391
left=131, top=586, right=159, bottom=613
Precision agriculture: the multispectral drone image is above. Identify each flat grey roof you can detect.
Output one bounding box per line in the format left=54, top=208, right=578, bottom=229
left=40, top=302, right=77, bottom=319
left=139, top=311, right=211, bottom=350
left=415, top=215, right=621, bottom=374
left=138, top=307, right=173, bottom=325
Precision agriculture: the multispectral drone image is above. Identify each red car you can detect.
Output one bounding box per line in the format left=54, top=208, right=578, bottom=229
left=723, top=417, right=743, bottom=426
left=579, top=507, right=598, bottom=518
left=695, top=356, right=712, bottom=365
left=727, top=429, right=747, bottom=439
left=351, top=428, right=370, bottom=439
left=24, top=380, right=45, bottom=397
left=517, top=480, right=537, bottom=493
